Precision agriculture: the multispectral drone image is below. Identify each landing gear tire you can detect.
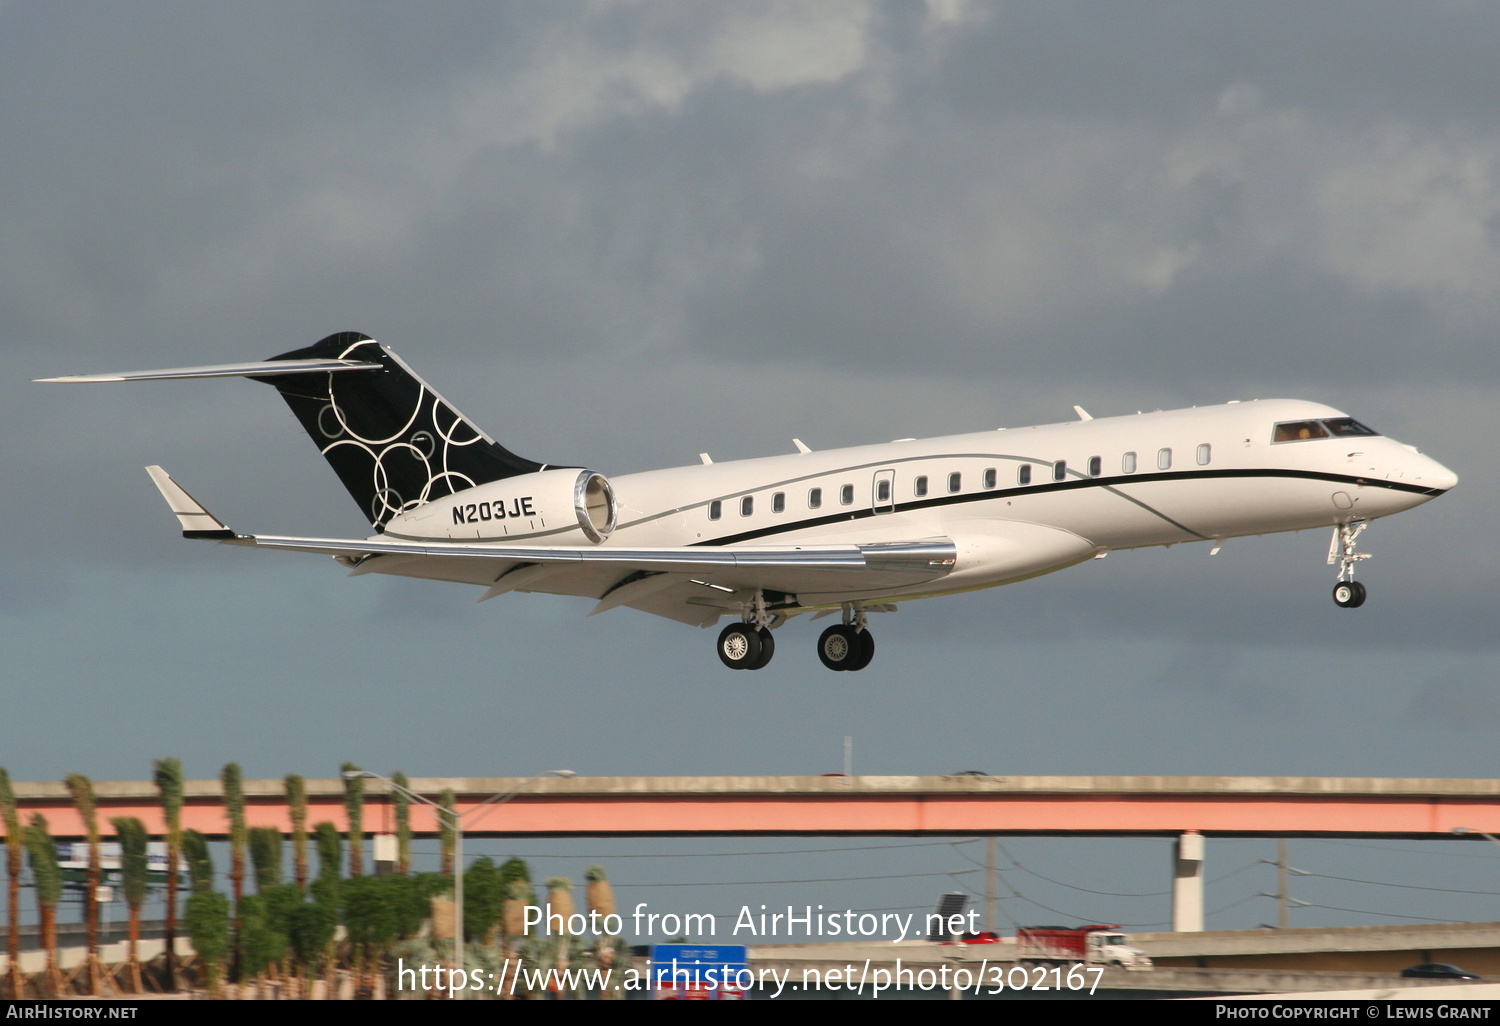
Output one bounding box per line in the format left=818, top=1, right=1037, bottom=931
left=748, top=626, right=776, bottom=670
left=818, top=624, right=875, bottom=671
left=1332, top=581, right=1367, bottom=608
left=717, top=622, right=763, bottom=669
left=847, top=628, right=875, bottom=671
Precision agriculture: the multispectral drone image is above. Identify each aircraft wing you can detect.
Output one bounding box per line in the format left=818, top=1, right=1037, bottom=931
left=146, top=467, right=957, bottom=626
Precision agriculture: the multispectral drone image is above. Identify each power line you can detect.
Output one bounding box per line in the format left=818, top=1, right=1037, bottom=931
left=1292, top=869, right=1500, bottom=897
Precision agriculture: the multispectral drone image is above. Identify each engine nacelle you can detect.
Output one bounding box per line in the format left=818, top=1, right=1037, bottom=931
left=384, top=468, right=617, bottom=544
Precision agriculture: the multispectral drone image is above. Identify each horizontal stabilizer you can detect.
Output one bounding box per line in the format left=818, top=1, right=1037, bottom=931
left=36, top=358, right=380, bottom=383
left=144, top=466, right=237, bottom=540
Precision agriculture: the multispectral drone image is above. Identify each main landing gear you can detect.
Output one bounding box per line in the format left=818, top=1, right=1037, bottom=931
left=817, top=604, right=874, bottom=672
left=718, top=590, right=780, bottom=670
left=1328, top=519, right=1370, bottom=609
left=716, top=597, right=877, bottom=671
left=716, top=621, right=776, bottom=670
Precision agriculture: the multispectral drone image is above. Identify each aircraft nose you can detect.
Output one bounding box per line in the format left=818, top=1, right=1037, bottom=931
left=1420, top=457, right=1458, bottom=493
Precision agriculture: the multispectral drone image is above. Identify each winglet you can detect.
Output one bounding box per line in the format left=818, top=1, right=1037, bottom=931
left=144, top=466, right=238, bottom=539
left=1073, top=405, right=1093, bottom=421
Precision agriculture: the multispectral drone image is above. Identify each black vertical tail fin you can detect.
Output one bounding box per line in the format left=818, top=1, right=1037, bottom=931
left=257, top=332, right=545, bottom=529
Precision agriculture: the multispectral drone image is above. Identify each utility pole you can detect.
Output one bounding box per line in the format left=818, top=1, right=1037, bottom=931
left=986, top=837, right=997, bottom=933
left=1277, top=839, right=1289, bottom=929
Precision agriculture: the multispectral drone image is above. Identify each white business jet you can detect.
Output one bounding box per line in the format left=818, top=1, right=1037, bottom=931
left=41, top=332, right=1457, bottom=671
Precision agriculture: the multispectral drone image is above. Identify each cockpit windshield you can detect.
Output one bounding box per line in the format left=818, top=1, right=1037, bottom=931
left=1323, top=417, right=1378, bottom=438
left=1273, top=418, right=1379, bottom=443
left=1273, top=421, right=1328, bottom=442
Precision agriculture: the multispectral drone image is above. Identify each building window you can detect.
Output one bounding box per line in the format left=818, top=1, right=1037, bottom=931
left=709, top=500, right=721, bottom=521
left=808, top=487, right=822, bottom=509
left=1123, top=452, right=1137, bottom=473
left=772, top=491, right=785, bottom=513
left=948, top=472, right=961, bottom=493
left=1089, top=456, right=1102, bottom=477
left=1018, top=464, right=1032, bottom=485
left=1158, top=448, right=1172, bottom=470
left=1197, top=443, right=1211, bottom=466
left=1053, top=460, right=1067, bottom=481
left=740, top=495, right=753, bottom=516
left=840, top=483, right=854, bottom=505
left=914, top=475, right=928, bottom=497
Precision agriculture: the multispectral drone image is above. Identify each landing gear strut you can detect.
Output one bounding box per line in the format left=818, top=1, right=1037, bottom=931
left=1328, top=519, right=1370, bottom=609
left=817, top=603, right=875, bottom=671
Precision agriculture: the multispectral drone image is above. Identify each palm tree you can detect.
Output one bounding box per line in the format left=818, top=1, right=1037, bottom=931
left=220, top=763, right=246, bottom=986
left=585, top=864, right=622, bottom=998
left=391, top=772, right=411, bottom=876
left=463, top=857, right=502, bottom=945
left=24, top=815, right=63, bottom=996
left=64, top=775, right=103, bottom=996
left=153, top=757, right=184, bottom=991
left=585, top=864, right=615, bottom=923
left=340, top=762, right=363, bottom=878
left=184, top=891, right=229, bottom=996
left=110, top=818, right=148, bottom=994
left=312, top=822, right=343, bottom=997
left=286, top=900, right=334, bottom=998
left=285, top=775, right=308, bottom=893
left=313, top=822, right=341, bottom=881
left=249, top=827, right=283, bottom=891
left=180, top=830, right=226, bottom=993
left=182, top=830, right=213, bottom=894
left=500, top=875, right=534, bottom=999
left=1, top=769, right=22, bottom=999
left=545, top=877, right=575, bottom=995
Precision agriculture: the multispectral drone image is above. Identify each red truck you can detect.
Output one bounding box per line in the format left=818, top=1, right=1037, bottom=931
left=1016, top=925, right=1153, bottom=970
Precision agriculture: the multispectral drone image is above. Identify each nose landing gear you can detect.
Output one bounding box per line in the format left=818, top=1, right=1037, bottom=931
left=1332, top=580, right=1367, bottom=608
left=1328, top=519, right=1370, bottom=608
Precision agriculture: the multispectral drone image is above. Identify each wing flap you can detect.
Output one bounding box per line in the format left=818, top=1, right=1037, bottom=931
left=142, top=467, right=958, bottom=622
left=247, top=532, right=956, bottom=580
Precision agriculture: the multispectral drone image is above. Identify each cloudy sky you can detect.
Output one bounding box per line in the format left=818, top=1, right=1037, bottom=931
left=4, top=2, right=1498, bottom=938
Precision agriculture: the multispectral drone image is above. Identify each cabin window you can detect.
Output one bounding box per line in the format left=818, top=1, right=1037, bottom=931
left=808, top=487, right=822, bottom=509
left=876, top=478, right=891, bottom=503
left=983, top=467, right=997, bottom=489
left=709, top=500, right=721, bottom=521
left=772, top=492, right=785, bottom=513
left=1088, top=456, right=1102, bottom=477
left=840, top=483, right=855, bottom=505
left=1018, top=464, right=1032, bottom=485
left=740, top=496, right=753, bottom=516
left=1196, top=443, right=1211, bottom=466
left=1158, top=448, right=1172, bottom=470
left=1053, top=461, right=1067, bottom=482
left=914, top=475, right=928, bottom=497
left=948, top=472, right=962, bottom=493
left=1123, top=452, right=1137, bottom=474
left=1272, top=420, right=1330, bottom=443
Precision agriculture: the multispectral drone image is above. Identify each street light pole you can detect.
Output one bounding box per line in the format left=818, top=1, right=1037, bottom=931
left=346, top=769, right=575, bottom=994
left=1452, top=827, right=1500, bottom=849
